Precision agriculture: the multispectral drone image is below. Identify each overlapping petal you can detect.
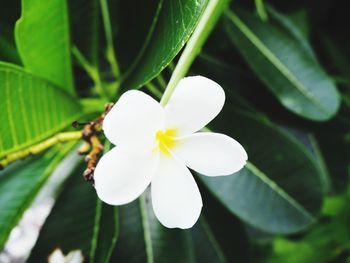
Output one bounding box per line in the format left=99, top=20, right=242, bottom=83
left=172, top=132, right=248, bottom=176
left=164, top=76, right=225, bottom=136
left=94, top=146, right=159, bottom=205
left=151, top=156, right=202, bottom=229
left=103, top=90, right=164, bottom=152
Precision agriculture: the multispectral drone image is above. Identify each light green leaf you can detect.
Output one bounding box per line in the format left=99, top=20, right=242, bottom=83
left=15, top=0, right=74, bottom=94
left=0, top=62, right=81, bottom=159
left=111, top=194, right=195, bottom=263
left=28, top=165, right=119, bottom=263
left=122, top=0, right=208, bottom=90
left=199, top=110, right=324, bottom=234
left=224, top=10, right=340, bottom=121
left=0, top=143, right=76, bottom=249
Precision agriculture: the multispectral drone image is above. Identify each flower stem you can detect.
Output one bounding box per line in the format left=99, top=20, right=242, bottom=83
left=160, top=0, right=229, bottom=106
left=0, top=131, right=82, bottom=169
left=100, top=0, right=121, bottom=82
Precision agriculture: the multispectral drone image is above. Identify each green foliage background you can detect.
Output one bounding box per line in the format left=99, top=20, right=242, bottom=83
left=0, top=0, right=349, bottom=262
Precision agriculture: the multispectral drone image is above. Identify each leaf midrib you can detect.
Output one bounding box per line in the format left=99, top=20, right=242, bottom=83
left=226, top=10, right=329, bottom=114
left=245, top=161, right=314, bottom=221
left=0, top=63, right=82, bottom=159
left=139, top=194, right=154, bottom=263
left=200, top=216, right=227, bottom=263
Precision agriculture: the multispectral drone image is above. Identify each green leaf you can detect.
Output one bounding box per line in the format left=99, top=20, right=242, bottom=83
left=0, top=1, right=21, bottom=64
left=0, top=143, right=76, bottom=249
left=92, top=201, right=119, bottom=263
left=113, top=1, right=162, bottom=72
left=315, top=125, right=349, bottom=192
left=288, top=131, right=331, bottom=195
left=121, top=0, right=208, bottom=90
left=261, top=187, right=350, bottom=263
left=15, top=0, right=75, bottom=94
left=28, top=166, right=119, bottom=263
left=0, top=26, right=21, bottom=65
left=160, top=0, right=229, bottom=105
left=68, top=0, right=99, bottom=66
left=199, top=110, right=324, bottom=234
left=191, top=188, right=250, bottom=263
left=0, top=62, right=81, bottom=159
left=266, top=5, right=315, bottom=59
left=111, top=194, right=195, bottom=263
left=224, top=10, right=340, bottom=121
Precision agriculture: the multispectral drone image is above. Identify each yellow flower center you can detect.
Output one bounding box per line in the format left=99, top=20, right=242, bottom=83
left=155, top=128, right=177, bottom=156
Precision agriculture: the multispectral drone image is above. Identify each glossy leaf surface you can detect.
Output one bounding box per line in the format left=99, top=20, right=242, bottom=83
left=15, top=0, right=74, bottom=94
left=0, top=62, right=81, bottom=159
left=224, top=10, right=340, bottom=121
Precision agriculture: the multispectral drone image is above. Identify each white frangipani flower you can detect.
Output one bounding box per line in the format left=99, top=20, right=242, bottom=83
left=94, top=76, right=248, bottom=229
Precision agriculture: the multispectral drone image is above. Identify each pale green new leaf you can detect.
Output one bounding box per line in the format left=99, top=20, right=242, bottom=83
left=15, top=0, right=74, bottom=94
left=0, top=62, right=81, bottom=159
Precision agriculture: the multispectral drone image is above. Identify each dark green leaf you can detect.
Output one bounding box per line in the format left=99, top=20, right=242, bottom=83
left=111, top=194, right=195, bottom=263
left=69, top=0, right=99, bottom=66
left=15, top=0, right=75, bottom=94
left=261, top=186, right=350, bottom=263
left=0, top=25, right=21, bottom=65
left=191, top=186, right=251, bottom=263
left=0, top=62, right=81, bottom=159
left=199, top=110, right=324, bottom=234
left=0, top=143, right=75, bottom=249
left=113, top=0, right=161, bottom=72
left=224, top=10, right=340, bottom=121
left=0, top=1, right=21, bottom=64
left=266, top=6, right=314, bottom=59
left=315, top=125, right=349, bottom=192
left=28, top=165, right=119, bottom=263
left=122, top=0, right=208, bottom=90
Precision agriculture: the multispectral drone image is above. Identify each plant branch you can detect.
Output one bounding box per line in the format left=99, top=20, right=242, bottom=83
left=79, top=103, right=114, bottom=183
left=160, top=0, right=229, bottom=106
left=0, top=131, right=82, bottom=169
left=0, top=104, right=114, bottom=178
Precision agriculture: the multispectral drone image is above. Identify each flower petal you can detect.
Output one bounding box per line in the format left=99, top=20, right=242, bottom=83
left=164, top=76, right=225, bottom=136
left=172, top=132, right=247, bottom=176
left=103, top=90, right=164, bottom=152
left=151, top=156, right=202, bottom=229
left=94, top=146, right=158, bottom=205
